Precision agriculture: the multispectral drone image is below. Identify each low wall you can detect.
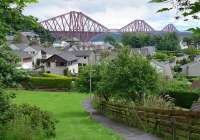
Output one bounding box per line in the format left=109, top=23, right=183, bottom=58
left=98, top=101, right=200, bottom=140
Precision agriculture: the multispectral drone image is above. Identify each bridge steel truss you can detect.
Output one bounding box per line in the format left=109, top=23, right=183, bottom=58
left=119, top=20, right=155, bottom=32
left=162, top=24, right=178, bottom=32
left=41, top=11, right=179, bottom=41
left=40, top=11, right=109, bottom=42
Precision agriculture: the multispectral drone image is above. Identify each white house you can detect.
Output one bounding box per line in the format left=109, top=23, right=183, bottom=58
left=44, top=52, right=79, bottom=75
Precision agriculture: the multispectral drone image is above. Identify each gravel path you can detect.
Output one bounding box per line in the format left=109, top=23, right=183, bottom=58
left=83, top=100, right=162, bottom=140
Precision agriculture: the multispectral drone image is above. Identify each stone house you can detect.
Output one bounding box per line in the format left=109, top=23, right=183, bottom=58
left=131, top=46, right=156, bottom=57
left=151, top=60, right=173, bottom=79
left=181, top=62, right=200, bottom=77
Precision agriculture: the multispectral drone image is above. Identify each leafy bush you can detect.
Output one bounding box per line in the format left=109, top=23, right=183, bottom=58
left=141, top=95, right=175, bottom=109
left=30, top=77, right=73, bottom=89
left=76, top=65, right=101, bottom=92
left=6, top=104, right=56, bottom=138
left=96, top=47, right=160, bottom=101
left=0, top=88, right=15, bottom=124
left=42, top=73, right=77, bottom=80
left=159, top=78, right=199, bottom=108
left=0, top=116, right=46, bottom=140
left=153, top=52, right=169, bottom=61
left=164, top=90, right=199, bottom=108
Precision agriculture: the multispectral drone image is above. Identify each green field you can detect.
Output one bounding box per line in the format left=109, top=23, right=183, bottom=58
left=12, top=90, right=122, bottom=140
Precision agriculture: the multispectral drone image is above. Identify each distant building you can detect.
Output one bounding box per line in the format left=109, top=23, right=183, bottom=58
left=194, top=55, right=200, bottom=62
left=131, top=46, right=156, bottom=56
left=73, top=50, right=96, bottom=65
left=14, top=51, right=33, bottom=69
left=151, top=60, right=173, bottom=79
left=44, top=52, right=79, bottom=75
left=181, top=62, right=200, bottom=77
left=53, top=41, right=70, bottom=48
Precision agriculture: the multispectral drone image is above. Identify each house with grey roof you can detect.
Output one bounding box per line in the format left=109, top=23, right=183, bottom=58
left=44, top=52, right=79, bottom=75
left=14, top=51, right=33, bottom=69
left=131, top=46, right=156, bottom=57
left=72, top=50, right=96, bottom=65
left=181, top=62, right=200, bottom=77
left=194, top=55, right=200, bottom=62
left=151, top=60, right=173, bottom=79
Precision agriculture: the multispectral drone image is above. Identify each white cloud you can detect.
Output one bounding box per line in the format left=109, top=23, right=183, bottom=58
left=23, top=0, right=200, bottom=31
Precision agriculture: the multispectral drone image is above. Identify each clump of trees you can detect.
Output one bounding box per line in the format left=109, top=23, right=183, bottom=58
left=77, top=47, right=160, bottom=101
left=120, top=32, right=180, bottom=51
left=122, top=33, right=157, bottom=48
left=0, top=1, right=56, bottom=139
left=0, top=0, right=54, bottom=44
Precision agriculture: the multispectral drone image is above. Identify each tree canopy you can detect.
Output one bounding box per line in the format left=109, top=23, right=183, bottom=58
left=0, top=0, right=53, bottom=44
left=151, top=0, right=200, bottom=20
left=122, top=33, right=155, bottom=48
left=151, top=0, right=200, bottom=34
left=77, top=47, right=160, bottom=101
left=0, top=0, right=36, bottom=126
left=157, top=32, right=180, bottom=51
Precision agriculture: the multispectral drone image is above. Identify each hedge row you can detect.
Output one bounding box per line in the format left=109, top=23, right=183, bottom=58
left=42, top=73, right=77, bottom=80
left=30, top=77, right=74, bottom=89
left=165, top=90, right=199, bottom=109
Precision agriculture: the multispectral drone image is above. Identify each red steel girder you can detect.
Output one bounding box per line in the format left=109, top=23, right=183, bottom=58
left=40, top=11, right=109, bottom=41
left=120, top=20, right=155, bottom=32
left=162, top=24, right=178, bottom=32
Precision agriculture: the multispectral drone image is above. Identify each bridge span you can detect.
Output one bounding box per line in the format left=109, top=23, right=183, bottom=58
left=40, top=11, right=185, bottom=42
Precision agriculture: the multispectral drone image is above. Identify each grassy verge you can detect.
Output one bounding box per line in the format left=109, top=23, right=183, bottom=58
left=10, top=90, right=123, bottom=140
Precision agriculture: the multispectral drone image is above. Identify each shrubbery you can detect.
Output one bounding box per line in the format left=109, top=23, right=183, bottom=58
left=161, top=78, right=200, bottom=108
left=1, top=117, right=46, bottom=140
left=78, top=47, right=160, bottom=101
left=1, top=104, right=56, bottom=139
left=164, top=90, right=199, bottom=108
left=76, top=65, right=101, bottom=92
left=30, top=77, right=74, bottom=89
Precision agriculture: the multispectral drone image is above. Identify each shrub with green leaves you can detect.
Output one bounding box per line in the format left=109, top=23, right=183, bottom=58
left=141, top=95, right=175, bottom=109
left=153, top=52, right=169, bottom=61
left=76, top=65, right=101, bottom=92
left=0, top=116, right=46, bottom=140
left=6, top=104, right=56, bottom=138
left=96, top=47, right=160, bottom=101
left=30, top=77, right=73, bottom=89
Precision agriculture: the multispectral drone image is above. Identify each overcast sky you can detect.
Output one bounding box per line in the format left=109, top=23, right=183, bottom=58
left=23, top=0, right=200, bottom=31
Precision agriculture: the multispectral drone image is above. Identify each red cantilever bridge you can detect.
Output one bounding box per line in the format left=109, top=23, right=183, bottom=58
left=40, top=11, right=180, bottom=42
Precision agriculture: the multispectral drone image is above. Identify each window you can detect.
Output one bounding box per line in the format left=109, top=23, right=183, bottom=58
left=56, top=62, right=65, bottom=66
left=60, top=62, right=65, bottom=66
left=84, top=56, right=87, bottom=59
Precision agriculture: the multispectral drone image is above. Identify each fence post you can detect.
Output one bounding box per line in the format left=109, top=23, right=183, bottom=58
left=171, top=117, right=176, bottom=140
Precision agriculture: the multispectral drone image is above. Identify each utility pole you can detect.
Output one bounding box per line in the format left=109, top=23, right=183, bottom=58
left=89, top=68, right=92, bottom=94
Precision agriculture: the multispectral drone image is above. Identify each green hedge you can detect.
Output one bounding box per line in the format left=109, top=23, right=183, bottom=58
left=30, top=77, right=73, bottom=89
left=165, top=90, right=199, bottom=108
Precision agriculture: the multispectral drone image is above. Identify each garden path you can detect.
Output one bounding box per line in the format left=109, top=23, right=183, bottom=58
left=83, top=100, right=162, bottom=140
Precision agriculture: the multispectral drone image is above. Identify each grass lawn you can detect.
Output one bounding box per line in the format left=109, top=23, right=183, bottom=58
left=11, top=90, right=123, bottom=140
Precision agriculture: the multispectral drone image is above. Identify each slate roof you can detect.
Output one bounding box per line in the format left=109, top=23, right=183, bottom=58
left=14, top=50, right=32, bottom=59
left=181, top=62, right=200, bottom=69
left=72, top=50, right=94, bottom=57
left=58, top=52, right=79, bottom=61
left=21, top=32, right=39, bottom=37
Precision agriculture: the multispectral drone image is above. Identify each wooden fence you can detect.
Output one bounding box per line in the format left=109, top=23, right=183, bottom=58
left=99, top=101, right=200, bottom=140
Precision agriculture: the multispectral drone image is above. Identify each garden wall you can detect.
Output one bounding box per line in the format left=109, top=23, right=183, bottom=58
left=98, top=101, right=200, bottom=140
